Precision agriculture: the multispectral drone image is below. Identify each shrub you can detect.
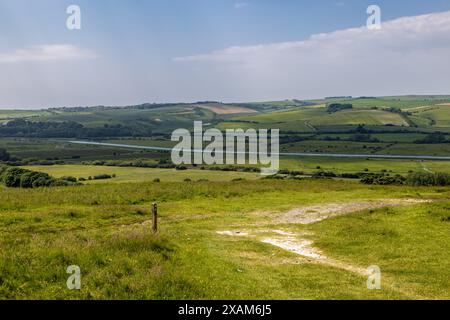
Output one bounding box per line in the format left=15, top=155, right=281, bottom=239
left=0, top=166, right=55, bottom=188
left=327, top=103, right=353, bottom=113
left=51, top=179, right=72, bottom=187
left=264, top=175, right=286, bottom=180
left=60, top=176, right=77, bottom=183
left=340, top=173, right=360, bottom=179
left=2, top=168, right=28, bottom=188
left=93, top=174, right=112, bottom=180
left=406, top=172, right=450, bottom=186
left=312, top=171, right=337, bottom=178
left=32, top=176, right=54, bottom=188
left=360, top=173, right=406, bottom=185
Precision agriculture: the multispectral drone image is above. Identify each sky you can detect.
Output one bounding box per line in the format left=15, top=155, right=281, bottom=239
left=1, top=0, right=450, bottom=109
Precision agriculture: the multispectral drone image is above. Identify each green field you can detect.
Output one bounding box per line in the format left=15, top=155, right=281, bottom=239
left=0, top=177, right=448, bottom=299
left=22, top=165, right=261, bottom=183
left=309, top=96, right=450, bottom=110
left=279, top=157, right=450, bottom=174
left=222, top=106, right=409, bottom=131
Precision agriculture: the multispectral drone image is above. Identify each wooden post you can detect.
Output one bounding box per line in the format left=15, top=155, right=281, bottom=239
left=152, top=203, right=158, bottom=234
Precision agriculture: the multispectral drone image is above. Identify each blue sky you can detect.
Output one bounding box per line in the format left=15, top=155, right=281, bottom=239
left=1, top=0, right=450, bottom=108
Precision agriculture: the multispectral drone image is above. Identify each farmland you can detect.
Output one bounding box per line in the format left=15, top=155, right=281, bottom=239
left=0, top=95, right=449, bottom=300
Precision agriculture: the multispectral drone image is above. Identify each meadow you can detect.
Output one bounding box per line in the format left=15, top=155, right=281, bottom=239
left=22, top=165, right=261, bottom=183
left=0, top=177, right=448, bottom=299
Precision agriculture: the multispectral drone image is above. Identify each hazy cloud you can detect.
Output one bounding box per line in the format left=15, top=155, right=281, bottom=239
left=2, top=10, right=450, bottom=109
left=0, top=45, right=98, bottom=63
left=173, top=10, right=450, bottom=99
left=234, top=2, right=248, bottom=9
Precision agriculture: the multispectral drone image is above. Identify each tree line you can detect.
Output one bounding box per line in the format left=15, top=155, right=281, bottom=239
left=0, top=119, right=152, bottom=138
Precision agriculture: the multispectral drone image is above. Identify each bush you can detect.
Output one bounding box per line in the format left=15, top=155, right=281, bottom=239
left=340, top=173, right=361, bottom=179
left=312, top=171, right=337, bottom=178
left=327, top=103, right=353, bottom=113
left=360, top=173, right=406, bottom=185
left=2, top=168, right=28, bottom=187
left=51, top=179, right=72, bottom=187
left=406, top=172, right=450, bottom=186
left=60, top=176, right=77, bottom=183
left=93, top=174, right=112, bottom=180
left=0, top=166, right=55, bottom=188
left=264, top=175, right=286, bottom=180
left=32, top=176, right=55, bottom=188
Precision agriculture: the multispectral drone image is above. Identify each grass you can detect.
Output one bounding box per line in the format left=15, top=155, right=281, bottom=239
left=310, top=96, right=450, bottom=110
left=279, top=157, right=450, bottom=174
left=22, top=165, right=261, bottom=183
left=309, top=109, right=409, bottom=126
left=218, top=106, right=412, bottom=132
left=310, top=202, right=450, bottom=299
left=0, top=176, right=449, bottom=299
left=418, top=106, right=450, bottom=127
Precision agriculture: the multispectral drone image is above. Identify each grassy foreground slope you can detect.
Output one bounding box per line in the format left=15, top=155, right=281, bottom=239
left=0, top=177, right=448, bottom=299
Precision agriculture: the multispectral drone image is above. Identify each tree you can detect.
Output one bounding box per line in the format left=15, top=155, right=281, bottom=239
left=415, top=133, right=448, bottom=144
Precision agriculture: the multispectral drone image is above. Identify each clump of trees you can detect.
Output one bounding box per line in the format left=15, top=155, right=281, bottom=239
left=0, top=166, right=77, bottom=188
left=326, top=103, right=353, bottom=113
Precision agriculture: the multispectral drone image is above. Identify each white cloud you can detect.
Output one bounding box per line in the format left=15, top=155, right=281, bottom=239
left=0, top=44, right=98, bottom=63
left=173, top=10, right=450, bottom=100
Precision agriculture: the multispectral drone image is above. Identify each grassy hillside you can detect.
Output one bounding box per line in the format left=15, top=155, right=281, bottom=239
left=309, top=96, right=450, bottom=110
left=0, top=177, right=448, bottom=299
left=1, top=95, right=450, bottom=139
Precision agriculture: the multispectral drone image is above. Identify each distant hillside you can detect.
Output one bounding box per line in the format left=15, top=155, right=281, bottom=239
left=0, top=95, right=449, bottom=137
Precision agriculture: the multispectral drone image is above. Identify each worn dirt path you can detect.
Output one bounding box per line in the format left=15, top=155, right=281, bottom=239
left=217, top=198, right=432, bottom=298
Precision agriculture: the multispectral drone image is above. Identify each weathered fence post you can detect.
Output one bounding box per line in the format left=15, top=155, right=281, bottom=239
left=152, top=203, right=158, bottom=234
